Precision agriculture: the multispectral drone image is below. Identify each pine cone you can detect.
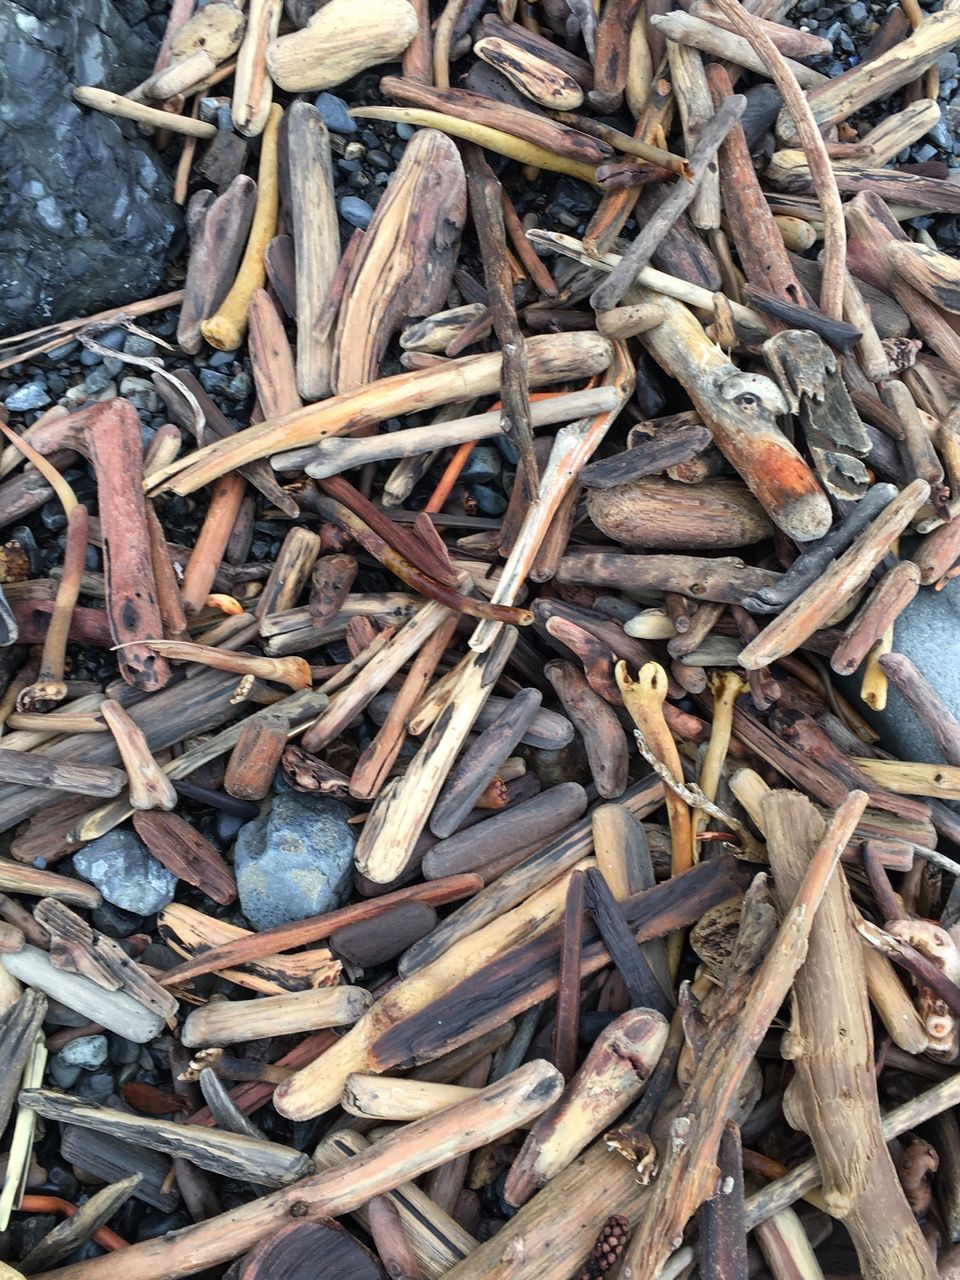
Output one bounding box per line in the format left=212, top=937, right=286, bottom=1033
left=576, top=1215, right=632, bottom=1280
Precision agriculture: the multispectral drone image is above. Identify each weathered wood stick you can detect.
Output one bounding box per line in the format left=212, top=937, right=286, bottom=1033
left=505, top=1008, right=668, bottom=1207
left=617, top=791, right=869, bottom=1280
left=764, top=796, right=935, bottom=1279
left=355, top=628, right=517, bottom=884
left=767, top=149, right=960, bottom=214
left=180, top=471, right=247, bottom=616
left=474, top=35, right=584, bottom=110
left=557, top=550, right=780, bottom=603
left=691, top=0, right=831, bottom=53
left=545, top=661, right=628, bottom=799
left=580, top=424, right=711, bottom=490
left=147, top=332, right=614, bottom=496
left=331, top=902, right=437, bottom=969
left=342, top=1075, right=478, bottom=1122
left=248, top=288, right=301, bottom=421
left=890, top=238, right=960, bottom=314
left=652, top=10, right=825, bottom=85
left=18, top=1175, right=141, bottom=1274
left=862, top=942, right=929, bottom=1054
left=182, top=986, right=372, bottom=1048
left=2, top=946, right=162, bottom=1042
left=590, top=95, right=746, bottom=312
left=851, top=758, right=960, bottom=801
left=877, top=651, right=960, bottom=766
left=21, top=1089, right=313, bottom=1188
left=73, top=85, right=216, bottom=136
left=231, top=0, right=281, bottom=136
left=882, top=378, right=945, bottom=500
left=99, top=698, right=177, bottom=811
left=830, top=562, right=922, bottom=675
left=0, top=751, right=124, bottom=799
left=738, top=479, right=930, bottom=668
left=430, top=688, right=542, bottom=837
left=223, top=710, right=289, bottom=802
left=422, top=782, right=588, bottom=880
left=32, top=1060, right=563, bottom=1280
left=132, top=810, right=236, bottom=906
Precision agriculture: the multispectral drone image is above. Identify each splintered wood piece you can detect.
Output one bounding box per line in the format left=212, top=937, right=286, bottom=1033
left=17, top=1174, right=141, bottom=1274
left=146, top=331, right=613, bottom=495
left=177, top=177, right=257, bottom=354
left=422, top=782, right=589, bottom=880
left=132, top=810, right=237, bottom=905
left=30, top=1061, right=563, bottom=1280
left=630, top=290, right=831, bottom=543
left=617, top=792, right=869, bottom=1280
left=158, top=876, right=479, bottom=988
left=20, top=1089, right=314, bottom=1188
left=0, top=751, right=124, bottom=799
left=2, top=946, right=163, bottom=1043
left=183, top=482, right=249, bottom=619
left=334, top=130, right=465, bottom=394
left=739, top=478, right=930, bottom=668
left=430, top=688, right=542, bottom=837
left=313, top=1130, right=476, bottom=1280
left=506, top=1008, right=668, bottom=1207
left=763, top=796, right=935, bottom=1279
left=181, top=986, right=372, bottom=1047
left=248, top=288, right=301, bottom=418
left=33, top=898, right=177, bottom=1018
left=99, top=699, right=177, bottom=812
left=553, top=870, right=586, bottom=1082
left=231, top=0, right=282, bottom=136
left=831, top=562, right=922, bottom=675
left=287, top=102, right=339, bottom=401
left=354, top=627, right=517, bottom=884
left=545, top=661, right=628, bottom=799
left=309, top=554, right=357, bottom=627
left=159, top=903, right=341, bottom=995
left=762, top=328, right=871, bottom=501
left=0, top=990, right=46, bottom=1138
left=699, top=1122, right=748, bottom=1280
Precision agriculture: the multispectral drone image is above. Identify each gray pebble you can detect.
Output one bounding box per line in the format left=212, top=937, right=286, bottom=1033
left=471, top=484, right=507, bottom=516
left=234, top=792, right=356, bottom=930
left=5, top=381, right=51, bottom=411
left=313, top=92, right=356, bottom=134
left=339, top=196, right=374, bottom=229
left=56, top=1034, right=109, bottom=1070
left=461, top=446, right=502, bottom=484
left=73, top=830, right=177, bottom=915
left=123, top=334, right=157, bottom=356
left=49, top=1058, right=82, bottom=1089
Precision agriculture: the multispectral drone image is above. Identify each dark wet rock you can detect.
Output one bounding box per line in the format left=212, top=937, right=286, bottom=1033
left=234, top=792, right=356, bottom=930
left=0, top=0, right=181, bottom=335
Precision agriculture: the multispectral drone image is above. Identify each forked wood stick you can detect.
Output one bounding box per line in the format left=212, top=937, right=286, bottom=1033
left=147, top=332, right=613, bottom=495
left=505, top=1008, right=669, bottom=1207
left=355, top=628, right=517, bottom=884
left=712, top=0, right=846, bottom=320
left=763, top=796, right=935, bottom=1278
left=99, top=699, right=177, bottom=811
left=32, top=1061, right=564, bottom=1280
left=469, top=342, right=634, bottom=654
left=590, top=96, right=745, bottom=312
left=617, top=790, right=868, bottom=1280
left=738, top=478, right=930, bottom=668
left=123, top=639, right=312, bottom=691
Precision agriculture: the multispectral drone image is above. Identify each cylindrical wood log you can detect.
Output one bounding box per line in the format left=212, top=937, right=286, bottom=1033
left=182, top=986, right=373, bottom=1047
left=224, top=712, right=289, bottom=800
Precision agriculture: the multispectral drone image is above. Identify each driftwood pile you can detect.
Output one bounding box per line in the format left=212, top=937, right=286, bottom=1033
left=3, top=0, right=960, bottom=1276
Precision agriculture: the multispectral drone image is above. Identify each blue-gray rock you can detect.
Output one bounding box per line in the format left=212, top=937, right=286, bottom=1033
left=461, top=446, right=502, bottom=484
left=869, top=577, right=960, bottom=765
left=0, top=0, right=181, bottom=335
left=313, top=92, right=356, bottom=134
left=49, top=1058, right=82, bottom=1089
left=234, top=792, right=356, bottom=931
left=56, top=1033, right=109, bottom=1070
left=5, top=380, right=51, bottom=411
left=339, top=196, right=374, bottom=230
left=471, top=484, right=507, bottom=516
left=73, top=830, right=177, bottom=915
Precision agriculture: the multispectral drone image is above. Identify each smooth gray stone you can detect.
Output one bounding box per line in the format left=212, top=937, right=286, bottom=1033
left=56, top=1033, right=109, bottom=1070
left=73, top=830, right=177, bottom=915
left=234, top=792, right=356, bottom=931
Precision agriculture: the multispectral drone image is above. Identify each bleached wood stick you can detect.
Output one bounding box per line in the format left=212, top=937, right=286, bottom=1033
left=231, top=0, right=282, bottom=136
left=342, top=1075, right=479, bottom=1121
left=652, top=11, right=826, bottom=86
left=181, top=986, right=373, bottom=1047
